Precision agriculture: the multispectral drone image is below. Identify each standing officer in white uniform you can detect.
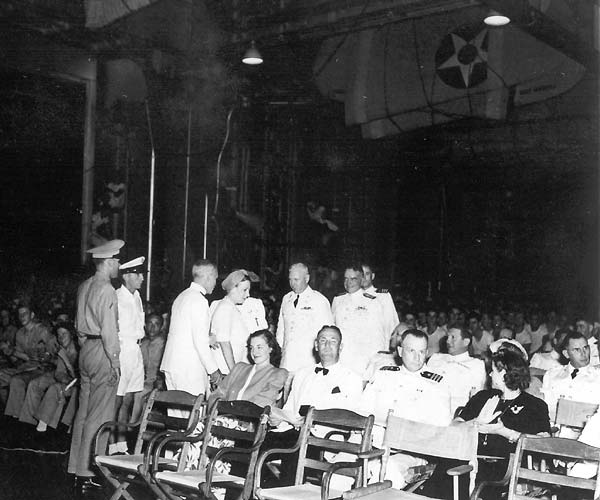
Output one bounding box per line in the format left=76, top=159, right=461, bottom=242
left=68, top=239, right=123, bottom=493
left=361, top=262, right=399, bottom=337
left=427, top=327, right=486, bottom=415
left=332, top=265, right=387, bottom=379
left=276, top=263, right=332, bottom=377
left=109, top=256, right=146, bottom=455
left=161, top=259, right=222, bottom=396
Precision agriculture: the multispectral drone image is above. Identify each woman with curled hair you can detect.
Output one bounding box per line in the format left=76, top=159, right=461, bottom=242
left=454, top=349, right=550, bottom=491
left=208, top=329, right=287, bottom=408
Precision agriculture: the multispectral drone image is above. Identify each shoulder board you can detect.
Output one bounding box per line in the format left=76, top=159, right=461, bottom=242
left=335, top=291, right=346, bottom=297
left=363, top=292, right=376, bottom=299
left=381, top=365, right=401, bottom=371
left=421, top=371, right=443, bottom=383
left=375, top=288, right=389, bottom=294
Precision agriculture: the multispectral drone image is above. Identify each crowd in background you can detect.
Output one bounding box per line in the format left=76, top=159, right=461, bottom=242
left=0, top=259, right=599, bottom=500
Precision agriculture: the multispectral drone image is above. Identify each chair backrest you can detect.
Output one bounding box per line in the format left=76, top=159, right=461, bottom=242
left=134, top=389, right=205, bottom=457
left=380, top=410, right=478, bottom=491
left=294, top=407, right=375, bottom=487
left=198, top=399, right=271, bottom=471
left=555, top=398, right=599, bottom=430
left=382, top=411, right=478, bottom=464
left=507, top=435, right=600, bottom=500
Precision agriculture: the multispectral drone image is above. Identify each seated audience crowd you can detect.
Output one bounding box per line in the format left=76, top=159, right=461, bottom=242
left=1, top=259, right=599, bottom=500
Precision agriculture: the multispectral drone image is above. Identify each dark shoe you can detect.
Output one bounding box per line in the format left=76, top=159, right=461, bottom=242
left=75, top=476, right=103, bottom=491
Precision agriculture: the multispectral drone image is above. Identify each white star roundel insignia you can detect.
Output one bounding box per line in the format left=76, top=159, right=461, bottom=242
left=435, top=24, right=489, bottom=89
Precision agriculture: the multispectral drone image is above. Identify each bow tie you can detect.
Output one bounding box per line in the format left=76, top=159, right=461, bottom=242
left=315, top=366, right=329, bottom=375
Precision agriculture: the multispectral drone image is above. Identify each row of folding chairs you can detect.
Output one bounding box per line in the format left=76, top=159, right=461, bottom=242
left=91, top=390, right=600, bottom=500
left=91, top=389, right=377, bottom=500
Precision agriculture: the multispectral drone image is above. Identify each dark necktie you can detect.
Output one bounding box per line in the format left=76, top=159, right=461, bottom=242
left=293, top=295, right=299, bottom=308
left=571, top=368, right=579, bottom=379
left=315, top=366, right=329, bottom=375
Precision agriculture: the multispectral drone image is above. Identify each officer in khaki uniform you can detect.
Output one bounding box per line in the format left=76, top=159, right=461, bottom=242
left=68, top=239, right=123, bottom=491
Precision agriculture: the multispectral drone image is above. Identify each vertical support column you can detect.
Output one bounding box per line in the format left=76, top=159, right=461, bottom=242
left=80, top=59, right=97, bottom=263
left=596, top=1, right=600, bottom=321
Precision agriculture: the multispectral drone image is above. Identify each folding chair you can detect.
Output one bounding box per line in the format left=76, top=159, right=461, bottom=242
left=343, top=411, right=478, bottom=500
left=553, top=398, right=599, bottom=436
left=93, top=389, right=205, bottom=500
left=254, top=407, right=377, bottom=500
left=506, top=434, right=600, bottom=500
left=153, top=399, right=271, bottom=500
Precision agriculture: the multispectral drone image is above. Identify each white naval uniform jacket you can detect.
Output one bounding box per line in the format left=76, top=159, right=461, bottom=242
left=160, top=282, right=218, bottom=396
left=362, top=364, right=452, bottom=446
left=116, top=286, right=145, bottom=394
left=276, top=286, right=332, bottom=373
left=542, top=363, right=600, bottom=421
left=116, top=286, right=145, bottom=343
left=427, top=352, right=486, bottom=415
left=332, top=290, right=387, bottom=377
left=362, top=285, right=399, bottom=336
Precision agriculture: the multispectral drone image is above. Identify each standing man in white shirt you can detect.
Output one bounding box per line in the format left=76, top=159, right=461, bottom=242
left=110, top=256, right=146, bottom=455
left=332, top=265, right=387, bottom=379
left=276, top=263, right=332, bottom=380
left=160, top=259, right=222, bottom=396
left=360, top=262, right=399, bottom=337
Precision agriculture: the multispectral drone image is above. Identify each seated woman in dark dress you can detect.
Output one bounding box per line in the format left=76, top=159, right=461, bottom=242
left=454, top=349, right=551, bottom=490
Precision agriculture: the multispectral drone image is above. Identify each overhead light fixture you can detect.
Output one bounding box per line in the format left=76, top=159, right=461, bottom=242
left=242, top=41, right=263, bottom=65
left=484, top=12, right=510, bottom=26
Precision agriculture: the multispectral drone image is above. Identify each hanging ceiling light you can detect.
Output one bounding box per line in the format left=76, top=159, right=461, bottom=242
left=484, top=11, right=511, bottom=26
left=242, top=41, right=263, bottom=65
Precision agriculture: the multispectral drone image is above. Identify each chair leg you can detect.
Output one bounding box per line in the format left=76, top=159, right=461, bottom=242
left=109, top=481, right=136, bottom=500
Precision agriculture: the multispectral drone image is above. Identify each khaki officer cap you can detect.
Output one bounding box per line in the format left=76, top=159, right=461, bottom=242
left=86, top=239, right=124, bottom=259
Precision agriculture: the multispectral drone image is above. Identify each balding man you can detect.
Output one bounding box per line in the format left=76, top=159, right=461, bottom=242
left=276, top=263, right=332, bottom=376
left=160, top=259, right=222, bottom=396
